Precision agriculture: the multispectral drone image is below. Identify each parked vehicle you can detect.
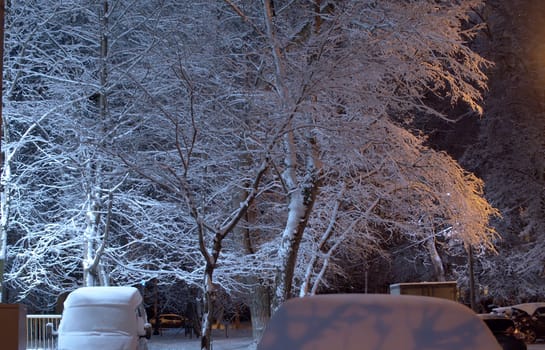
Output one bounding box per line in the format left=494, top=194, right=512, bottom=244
left=47, top=286, right=152, bottom=350
left=150, top=313, right=187, bottom=328
left=258, top=294, right=501, bottom=350
left=510, top=303, right=545, bottom=344
left=477, top=314, right=527, bottom=350
left=493, top=302, right=545, bottom=344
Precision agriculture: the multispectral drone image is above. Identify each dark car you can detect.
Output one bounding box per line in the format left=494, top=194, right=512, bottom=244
left=505, top=303, right=545, bottom=344
left=478, top=314, right=527, bottom=350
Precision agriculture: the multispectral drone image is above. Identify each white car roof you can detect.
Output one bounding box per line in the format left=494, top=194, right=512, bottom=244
left=64, top=286, right=143, bottom=308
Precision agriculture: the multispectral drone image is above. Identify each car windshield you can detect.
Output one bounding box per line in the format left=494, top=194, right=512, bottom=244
left=60, top=305, right=135, bottom=334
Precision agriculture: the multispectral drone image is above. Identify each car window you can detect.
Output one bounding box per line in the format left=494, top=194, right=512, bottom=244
left=535, top=308, right=545, bottom=317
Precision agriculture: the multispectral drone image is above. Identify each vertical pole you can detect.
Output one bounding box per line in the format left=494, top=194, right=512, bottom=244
left=364, top=269, right=368, bottom=294
left=153, top=278, right=159, bottom=335
left=468, top=245, right=477, bottom=311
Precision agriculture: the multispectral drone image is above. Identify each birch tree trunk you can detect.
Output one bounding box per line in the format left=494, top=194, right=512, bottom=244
left=83, top=188, right=101, bottom=286
left=271, top=130, right=321, bottom=311
left=200, top=264, right=215, bottom=350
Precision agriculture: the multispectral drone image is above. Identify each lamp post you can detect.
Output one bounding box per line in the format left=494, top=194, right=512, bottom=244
left=468, top=244, right=477, bottom=311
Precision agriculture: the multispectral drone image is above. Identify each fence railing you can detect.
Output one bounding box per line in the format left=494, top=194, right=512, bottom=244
left=26, top=314, right=61, bottom=350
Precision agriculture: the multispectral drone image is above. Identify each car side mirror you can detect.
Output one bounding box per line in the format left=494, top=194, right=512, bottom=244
left=144, top=323, right=152, bottom=339
left=45, top=322, right=58, bottom=337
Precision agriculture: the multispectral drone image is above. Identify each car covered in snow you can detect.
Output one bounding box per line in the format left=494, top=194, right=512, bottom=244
left=48, top=286, right=151, bottom=350
left=258, top=293, right=502, bottom=350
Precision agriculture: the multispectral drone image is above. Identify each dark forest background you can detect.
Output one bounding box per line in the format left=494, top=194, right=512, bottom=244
left=395, top=0, right=545, bottom=304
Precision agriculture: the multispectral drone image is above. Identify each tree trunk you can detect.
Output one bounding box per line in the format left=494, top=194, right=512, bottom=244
left=82, top=0, right=111, bottom=288
left=83, top=188, right=101, bottom=286
left=250, top=284, right=270, bottom=340
left=200, top=269, right=215, bottom=350
left=300, top=190, right=344, bottom=296
left=426, top=236, right=446, bottom=281
left=0, top=163, right=8, bottom=302
left=272, top=173, right=319, bottom=311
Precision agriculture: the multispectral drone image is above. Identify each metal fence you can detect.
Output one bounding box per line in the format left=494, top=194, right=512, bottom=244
left=26, top=314, right=61, bottom=350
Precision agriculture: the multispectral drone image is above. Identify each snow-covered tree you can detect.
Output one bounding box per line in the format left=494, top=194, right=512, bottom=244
left=222, top=0, right=495, bottom=310
left=296, top=114, right=499, bottom=296
left=1, top=0, right=186, bottom=306
left=112, top=2, right=498, bottom=345
left=2, top=2, right=501, bottom=349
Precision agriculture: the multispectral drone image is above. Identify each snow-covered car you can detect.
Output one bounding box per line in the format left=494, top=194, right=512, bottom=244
left=478, top=313, right=527, bottom=350
left=258, top=293, right=502, bottom=350
left=48, top=286, right=152, bottom=350
left=494, top=303, right=545, bottom=344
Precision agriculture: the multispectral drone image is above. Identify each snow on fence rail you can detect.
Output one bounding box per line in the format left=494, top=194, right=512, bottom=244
left=26, top=314, right=61, bottom=350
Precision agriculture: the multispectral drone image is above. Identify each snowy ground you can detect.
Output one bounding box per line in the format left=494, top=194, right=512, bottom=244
left=147, top=326, right=256, bottom=350
left=147, top=325, right=545, bottom=350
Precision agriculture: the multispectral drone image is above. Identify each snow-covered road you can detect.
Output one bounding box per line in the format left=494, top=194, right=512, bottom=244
left=147, top=327, right=255, bottom=350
